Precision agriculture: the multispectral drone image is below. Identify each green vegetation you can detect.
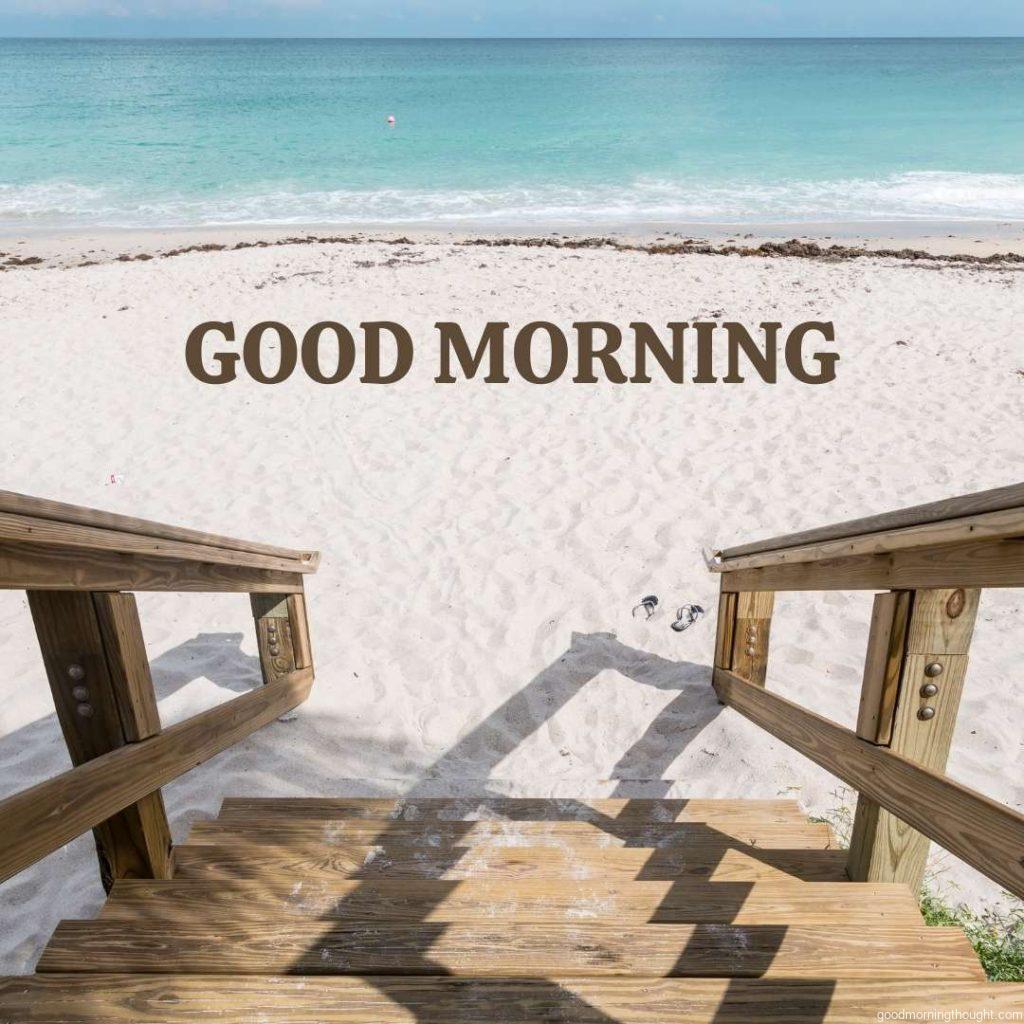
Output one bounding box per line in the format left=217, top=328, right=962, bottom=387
left=919, top=890, right=1024, bottom=982
left=807, top=785, right=856, bottom=846
left=807, top=787, right=1023, bottom=981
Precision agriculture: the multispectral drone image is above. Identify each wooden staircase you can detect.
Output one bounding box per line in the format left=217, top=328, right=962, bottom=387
left=2, top=796, right=1017, bottom=1022
left=3, top=489, right=1024, bottom=1020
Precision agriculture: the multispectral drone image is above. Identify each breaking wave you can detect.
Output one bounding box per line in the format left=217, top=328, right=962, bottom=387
left=3, top=172, right=1024, bottom=229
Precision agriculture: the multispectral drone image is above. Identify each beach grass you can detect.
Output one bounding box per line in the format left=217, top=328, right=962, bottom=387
left=809, top=790, right=1023, bottom=981
left=919, top=890, right=1024, bottom=981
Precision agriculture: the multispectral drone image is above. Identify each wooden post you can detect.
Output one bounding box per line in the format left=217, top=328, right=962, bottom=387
left=730, top=591, right=775, bottom=687
left=855, top=591, right=913, bottom=745
left=27, top=590, right=173, bottom=890
left=847, top=587, right=980, bottom=889
left=250, top=591, right=310, bottom=684
left=713, top=589, right=738, bottom=673
left=287, top=593, right=313, bottom=671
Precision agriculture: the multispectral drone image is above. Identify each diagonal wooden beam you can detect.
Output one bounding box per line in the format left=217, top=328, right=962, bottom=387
left=712, top=667, right=1024, bottom=898
left=0, top=666, right=313, bottom=884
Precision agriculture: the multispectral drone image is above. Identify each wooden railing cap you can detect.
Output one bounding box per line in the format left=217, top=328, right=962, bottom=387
left=0, top=489, right=320, bottom=578
left=713, top=481, right=1024, bottom=573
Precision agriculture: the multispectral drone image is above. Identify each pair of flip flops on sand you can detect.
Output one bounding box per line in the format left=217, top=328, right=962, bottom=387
left=632, top=595, right=704, bottom=632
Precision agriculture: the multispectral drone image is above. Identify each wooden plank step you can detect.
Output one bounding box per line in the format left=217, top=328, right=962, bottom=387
left=218, top=797, right=808, bottom=824
left=37, top=921, right=984, bottom=979
left=171, top=841, right=850, bottom=883
left=187, top=818, right=835, bottom=849
left=4, top=976, right=1019, bottom=1023
left=100, top=878, right=924, bottom=927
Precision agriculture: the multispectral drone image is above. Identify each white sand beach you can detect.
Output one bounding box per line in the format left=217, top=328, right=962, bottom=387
left=0, top=230, right=1021, bottom=973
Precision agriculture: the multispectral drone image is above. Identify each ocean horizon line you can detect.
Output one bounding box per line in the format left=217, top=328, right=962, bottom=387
left=4, top=34, right=1024, bottom=42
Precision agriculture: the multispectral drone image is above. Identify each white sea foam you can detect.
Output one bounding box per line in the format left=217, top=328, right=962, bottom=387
left=2, top=171, right=1024, bottom=229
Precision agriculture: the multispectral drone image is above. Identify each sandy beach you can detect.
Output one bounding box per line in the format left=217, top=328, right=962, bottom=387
left=0, top=229, right=1021, bottom=974
left=6, top=219, right=1024, bottom=269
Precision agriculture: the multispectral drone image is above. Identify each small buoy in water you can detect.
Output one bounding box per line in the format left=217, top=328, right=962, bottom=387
left=387, top=115, right=396, bottom=125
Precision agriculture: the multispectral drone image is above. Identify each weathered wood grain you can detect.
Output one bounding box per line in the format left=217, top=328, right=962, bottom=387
left=37, top=920, right=982, bottom=979
left=0, top=668, right=313, bottom=884
left=171, top=840, right=850, bottom=883
left=717, top=481, right=1024, bottom=559
left=0, top=509, right=316, bottom=574
left=855, top=591, right=911, bottom=744
left=0, top=540, right=305, bottom=592
left=716, top=506, right=1024, bottom=572
left=216, top=797, right=807, bottom=824
left=28, top=591, right=134, bottom=761
left=287, top=593, right=313, bottom=670
left=5, top=976, right=1020, bottom=1024
left=713, top=668, right=1024, bottom=897
left=186, top=818, right=834, bottom=849
left=849, top=655, right=972, bottom=887
left=730, top=591, right=774, bottom=686
left=26, top=591, right=172, bottom=889
left=0, top=488, right=318, bottom=563
left=91, top=592, right=162, bottom=742
left=714, top=590, right=737, bottom=670
left=717, top=537, right=1024, bottom=591
left=250, top=593, right=298, bottom=685
left=904, top=587, right=980, bottom=654
left=99, top=878, right=924, bottom=927
left=848, top=588, right=979, bottom=889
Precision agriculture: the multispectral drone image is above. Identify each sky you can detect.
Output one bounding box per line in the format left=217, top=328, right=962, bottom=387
left=0, top=0, right=1023, bottom=38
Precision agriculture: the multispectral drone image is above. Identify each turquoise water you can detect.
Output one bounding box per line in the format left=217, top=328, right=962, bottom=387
left=2, top=38, right=1024, bottom=228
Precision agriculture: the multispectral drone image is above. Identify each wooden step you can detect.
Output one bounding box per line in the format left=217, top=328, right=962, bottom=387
left=100, top=878, right=924, bottom=927
left=187, top=818, right=835, bottom=849
left=218, top=796, right=809, bottom=824
left=8, top=795, right=992, bottom=1022
left=6, top=976, right=1019, bottom=1023
left=37, top=921, right=984, bottom=979
left=172, top=840, right=850, bottom=883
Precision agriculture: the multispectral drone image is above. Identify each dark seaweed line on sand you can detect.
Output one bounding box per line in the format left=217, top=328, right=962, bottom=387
left=3, top=234, right=1023, bottom=272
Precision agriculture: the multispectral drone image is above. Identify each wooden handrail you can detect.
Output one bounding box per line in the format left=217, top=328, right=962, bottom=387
left=0, top=510, right=316, bottom=575
left=713, top=669, right=1024, bottom=898
left=712, top=506, right=1024, bottom=573
left=717, top=481, right=1024, bottom=560
left=0, top=541, right=307, bottom=593
left=712, top=482, right=1024, bottom=591
left=0, top=491, right=319, bottom=890
left=0, top=667, right=313, bottom=884
left=0, top=491, right=319, bottom=593
left=711, top=481, right=1024, bottom=897
left=0, top=490, right=318, bottom=566
left=716, top=536, right=1024, bottom=592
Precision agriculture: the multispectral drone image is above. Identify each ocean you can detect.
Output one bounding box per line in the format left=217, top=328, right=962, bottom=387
left=2, top=37, right=1024, bottom=229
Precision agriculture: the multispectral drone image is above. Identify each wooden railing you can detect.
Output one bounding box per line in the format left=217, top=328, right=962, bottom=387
left=710, top=482, right=1024, bottom=898
left=0, top=490, right=318, bottom=888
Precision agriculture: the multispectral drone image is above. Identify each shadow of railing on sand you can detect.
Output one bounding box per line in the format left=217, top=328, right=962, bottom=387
left=313, top=632, right=714, bottom=1022
left=260, top=630, right=834, bottom=1024
left=53, top=629, right=835, bottom=1022
left=0, top=632, right=260, bottom=807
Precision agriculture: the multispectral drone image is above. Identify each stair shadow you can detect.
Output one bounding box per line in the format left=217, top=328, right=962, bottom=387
left=3, top=624, right=839, bottom=1021
left=261, top=631, right=709, bottom=1020
left=264, top=632, right=835, bottom=1024
left=4, top=624, right=845, bottom=1020
left=407, top=630, right=716, bottom=783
